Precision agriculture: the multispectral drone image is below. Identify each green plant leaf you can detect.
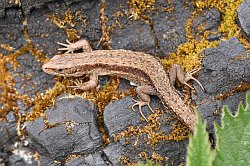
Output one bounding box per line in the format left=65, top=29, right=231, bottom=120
left=186, top=109, right=214, bottom=166
left=213, top=91, right=250, bottom=166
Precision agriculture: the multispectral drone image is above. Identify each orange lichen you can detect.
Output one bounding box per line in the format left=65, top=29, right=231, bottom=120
left=151, top=151, right=164, bottom=162
left=0, top=17, right=52, bottom=123
left=120, top=156, right=136, bottom=165
left=113, top=108, right=190, bottom=163
left=8, top=0, right=21, bottom=6
left=0, top=44, right=14, bottom=51
left=214, top=82, right=250, bottom=101
left=83, top=77, right=134, bottom=145
left=127, top=0, right=156, bottom=20
left=162, top=0, right=244, bottom=72
left=24, top=82, right=66, bottom=121
left=0, top=44, right=31, bottom=120
left=162, top=0, right=174, bottom=13
left=114, top=109, right=190, bottom=146
left=48, top=10, right=81, bottom=41
left=99, top=0, right=112, bottom=49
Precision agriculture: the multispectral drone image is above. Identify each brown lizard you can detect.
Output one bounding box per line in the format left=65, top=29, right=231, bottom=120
left=42, top=39, right=204, bottom=133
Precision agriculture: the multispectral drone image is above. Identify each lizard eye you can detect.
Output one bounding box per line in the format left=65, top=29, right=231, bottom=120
left=56, top=69, right=63, bottom=73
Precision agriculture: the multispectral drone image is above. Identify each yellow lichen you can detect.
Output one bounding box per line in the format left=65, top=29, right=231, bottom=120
left=24, top=82, right=66, bottom=121
left=127, top=0, right=156, bottom=20
left=48, top=10, right=81, bottom=41
left=162, top=0, right=244, bottom=72
left=113, top=108, right=190, bottom=163
left=120, top=156, right=137, bottom=165
left=162, top=0, right=174, bottom=13
left=195, top=0, right=243, bottom=39
left=1, top=1, right=248, bottom=163
left=0, top=44, right=31, bottom=120
left=8, top=0, right=21, bottom=6
left=99, top=0, right=112, bottom=49
left=114, top=109, right=190, bottom=147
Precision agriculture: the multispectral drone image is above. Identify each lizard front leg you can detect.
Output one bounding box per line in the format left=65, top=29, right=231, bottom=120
left=57, top=39, right=92, bottom=53
left=68, top=71, right=99, bottom=91
left=132, top=85, right=157, bottom=120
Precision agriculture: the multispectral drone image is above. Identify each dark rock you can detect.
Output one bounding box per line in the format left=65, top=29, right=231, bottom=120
left=103, top=93, right=187, bottom=165
left=0, top=111, right=38, bottom=166
left=102, top=0, right=156, bottom=53
left=152, top=0, right=194, bottom=56
left=26, top=95, right=102, bottom=161
left=65, top=152, right=107, bottom=166
left=0, top=18, right=25, bottom=54
left=104, top=96, right=166, bottom=136
left=103, top=142, right=132, bottom=165
left=237, top=0, right=250, bottom=39
left=0, top=121, right=17, bottom=165
left=39, top=155, right=62, bottom=166
left=9, top=53, right=54, bottom=99
left=104, top=96, right=142, bottom=136
left=194, top=37, right=250, bottom=133
left=110, top=19, right=155, bottom=54
left=154, top=140, right=189, bottom=165
left=191, top=7, right=221, bottom=40
left=7, top=153, right=30, bottom=166
left=0, top=111, right=18, bottom=164
left=21, top=0, right=56, bottom=15
left=1, top=0, right=248, bottom=165
left=7, top=146, right=38, bottom=166
left=0, top=0, right=21, bottom=18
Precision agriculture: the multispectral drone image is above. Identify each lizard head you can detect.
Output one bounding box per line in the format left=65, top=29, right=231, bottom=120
left=42, top=54, right=86, bottom=77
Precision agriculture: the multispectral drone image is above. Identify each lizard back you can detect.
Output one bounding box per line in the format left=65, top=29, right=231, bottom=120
left=42, top=49, right=196, bottom=132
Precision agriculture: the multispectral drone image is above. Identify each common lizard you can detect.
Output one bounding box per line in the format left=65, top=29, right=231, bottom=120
left=42, top=39, right=203, bottom=133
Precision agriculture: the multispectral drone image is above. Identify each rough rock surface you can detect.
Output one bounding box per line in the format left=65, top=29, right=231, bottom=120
left=0, top=0, right=249, bottom=165
left=0, top=122, right=17, bottom=164
left=65, top=152, right=107, bottom=166
left=194, top=37, right=250, bottom=134
left=191, top=7, right=222, bottom=41
left=103, top=93, right=188, bottom=165
left=103, top=96, right=161, bottom=136
left=26, top=95, right=102, bottom=163
left=152, top=0, right=194, bottom=56
left=237, top=0, right=250, bottom=39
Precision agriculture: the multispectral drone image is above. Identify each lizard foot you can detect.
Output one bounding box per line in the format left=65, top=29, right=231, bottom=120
left=67, top=77, right=98, bottom=91
left=57, top=39, right=92, bottom=53
left=131, top=98, right=154, bottom=121
left=185, top=67, right=204, bottom=91
left=170, top=64, right=204, bottom=91
left=67, top=79, right=84, bottom=90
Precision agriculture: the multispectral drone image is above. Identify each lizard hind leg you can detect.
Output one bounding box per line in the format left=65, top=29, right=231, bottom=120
left=131, top=99, right=154, bottom=121
left=184, top=67, right=205, bottom=91
left=170, top=64, right=204, bottom=91
left=131, top=85, right=157, bottom=120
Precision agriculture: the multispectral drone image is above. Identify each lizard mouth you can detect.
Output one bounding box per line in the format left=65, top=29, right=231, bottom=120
left=42, top=67, right=61, bottom=75
left=42, top=62, right=64, bottom=75
left=42, top=65, right=82, bottom=77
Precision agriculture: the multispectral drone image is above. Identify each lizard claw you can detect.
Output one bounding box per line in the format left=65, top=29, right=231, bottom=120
left=131, top=98, right=154, bottom=121
left=185, top=68, right=204, bottom=91
left=57, top=39, right=93, bottom=53
left=67, top=79, right=84, bottom=90
left=57, top=40, right=75, bottom=53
